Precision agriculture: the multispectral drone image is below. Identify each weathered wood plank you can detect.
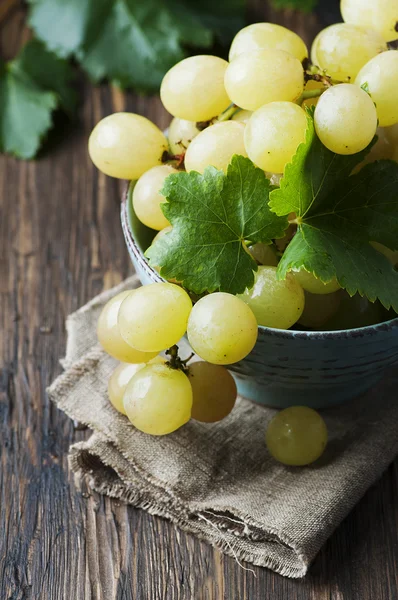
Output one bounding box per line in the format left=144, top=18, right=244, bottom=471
left=0, top=3, right=397, bottom=599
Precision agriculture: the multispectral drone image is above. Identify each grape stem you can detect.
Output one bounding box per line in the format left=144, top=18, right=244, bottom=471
left=296, top=88, right=325, bottom=105
left=161, top=150, right=185, bottom=169
left=217, top=103, right=240, bottom=122
left=165, top=345, right=193, bottom=373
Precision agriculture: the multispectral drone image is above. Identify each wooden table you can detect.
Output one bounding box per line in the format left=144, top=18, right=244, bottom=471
left=1, top=2, right=397, bottom=598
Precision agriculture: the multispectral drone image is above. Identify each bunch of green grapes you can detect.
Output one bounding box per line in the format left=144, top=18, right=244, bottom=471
left=98, top=283, right=257, bottom=435
left=87, top=6, right=398, bottom=462
left=99, top=283, right=328, bottom=466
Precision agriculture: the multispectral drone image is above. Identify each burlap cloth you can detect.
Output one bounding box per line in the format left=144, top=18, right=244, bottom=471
left=48, top=274, right=398, bottom=578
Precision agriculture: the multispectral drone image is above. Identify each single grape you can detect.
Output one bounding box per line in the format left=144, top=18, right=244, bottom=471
left=151, top=226, right=172, bottom=245
left=321, top=292, right=383, bottom=330
left=371, top=242, right=398, bottom=267
left=187, top=293, right=258, bottom=365
left=244, top=102, right=307, bottom=173
left=311, top=24, right=386, bottom=82
left=293, top=269, right=340, bottom=294
left=109, top=363, right=145, bottom=415
left=231, top=109, right=253, bottom=124
left=355, top=51, right=398, bottom=127
left=229, top=22, right=308, bottom=62
left=118, top=283, right=192, bottom=353
left=168, top=118, right=200, bottom=155
left=247, top=243, right=278, bottom=266
left=353, top=127, right=393, bottom=173
left=298, top=291, right=341, bottom=329
left=123, top=363, right=192, bottom=435
left=188, top=362, right=237, bottom=423
left=88, top=113, right=168, bottom=180
left=107, top=358, right=163, bottom=415
left=384, top=123, right=398, bottom=147
left=133, top=165, right=176, bottom=231
left=97, top=291, right=158, bottom=363
left=341, top=0, right=398, bottom=42
left=266, top=406, right=328, bottom=466
left=237, top=266, right=305, bottom=329
left=160, top=55, right=231, bottom=122
left=314, top=84, right=377, bottom=155
left=184, top=121, right=247, bottom=174
left=224, top=49, right=304, bottom=112
left=274, top=222, right=297, bottom=252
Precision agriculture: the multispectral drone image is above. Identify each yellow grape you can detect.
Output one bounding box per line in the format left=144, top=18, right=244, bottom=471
left=314, top=84, right=377, bottom=155
left=298, top=291, right=341, bottom=329
left=353, top=127, right=393, bottom=173
left=188, top=362, right=237, bottom=423
left=384, top=123, right=398, bottom=147
left=321, top=292, right=383, bottom=330
left=247, top=243, right=278, bottom=266
left=229, top=22, right=308, bottom=62
left=108, top=363, right=144, bottom=415
left=274, top=223, right=297, bottom=253
left=231, top=109, right=253, bottom=124
left=244, top=102, right=307, bottom=173
left=108, top=357, right=164, bottom=415
left=371, top=242, right=398, bottom=267
left=133, top=165, right=176, bottom=231
left=118, top=283, right=192, bottom=353
left=355, top=51, right=398, bottom=127
left=88, top=113, right=168, bottom=180
left=184, top=121, right=247, bottom=174
left=311, top=24, right=386, bottom=82
left=266, top=406, right=328, bottom=466
left=160, top=55, right=231, bottom=122
left=224, top=49, right=304, bottom=111
left=237, top=266, right=305, bottom=329
left=97, top=291, right=158, bottom=363
left=168, top=118, right=200, bottom=155
left=293, top=269, right=340, bottom=294
left=123, top=363, right=192, bottom=435
left=187, top=293, right=258, bottom=365
left=341, top=0, right=398, bottom=42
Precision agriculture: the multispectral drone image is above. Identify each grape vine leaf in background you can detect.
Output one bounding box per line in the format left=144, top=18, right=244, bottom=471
left=28, top=0, right=246, bottom=92
left=0, top=40, right=76, bottom=159
left=269, top=112, right=398, bottom=311
left=146, top=156, right=289, bottom=295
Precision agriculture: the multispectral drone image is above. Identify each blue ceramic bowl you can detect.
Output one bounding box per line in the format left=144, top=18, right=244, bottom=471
left=121, top=184, right=398, bottom=409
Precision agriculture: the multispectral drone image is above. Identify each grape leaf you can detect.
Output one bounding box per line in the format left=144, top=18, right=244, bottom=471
left=0, top=40, right=76, bottom=159
left=270, top=112, right=398, bottom=311
left=146, top=156, right=289, bottom=295
left=28, top=0, right=245, bottom=92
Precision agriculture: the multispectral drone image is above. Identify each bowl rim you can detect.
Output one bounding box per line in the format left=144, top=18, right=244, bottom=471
left=121, top=186, right=398, bottom=340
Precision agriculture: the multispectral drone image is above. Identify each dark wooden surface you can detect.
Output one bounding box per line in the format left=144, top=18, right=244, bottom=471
left=1, top=3, right=397, bottom=599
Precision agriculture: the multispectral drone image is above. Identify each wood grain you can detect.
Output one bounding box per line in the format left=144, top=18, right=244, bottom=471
left=1, top=3, right=397, bottom=599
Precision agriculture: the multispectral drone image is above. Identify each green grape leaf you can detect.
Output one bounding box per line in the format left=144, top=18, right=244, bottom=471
left=146, top=156, right=289, bottom=295
left=270, top=112, right=398, bottom=311
left=0, top=40, right=76, bottom=159
left=28, top=0, right=245, bottom=92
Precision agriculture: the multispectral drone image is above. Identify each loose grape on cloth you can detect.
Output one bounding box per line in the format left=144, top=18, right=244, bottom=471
left=48, top=275, right=398, bottom=578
